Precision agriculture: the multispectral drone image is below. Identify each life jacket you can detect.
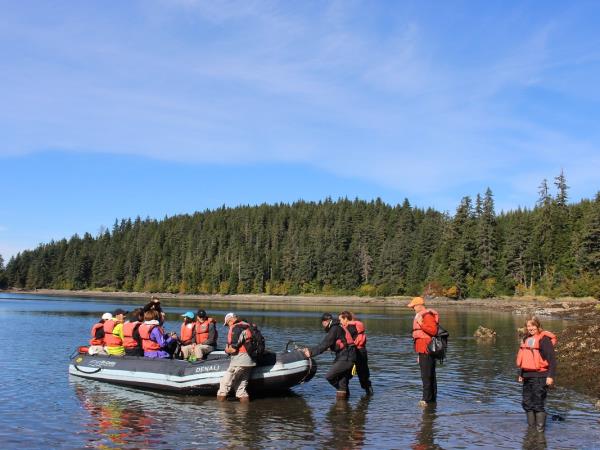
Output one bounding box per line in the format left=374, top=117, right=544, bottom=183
left=412, top=309, right=439, bottom=340
left=123, top=321, right=141, bottom=349
left=227, top=321, right=252, bottom=354
left=335, top=324, right=356, bottom=351
left=516, top=331, right=557, bottom=372
left=139, top=323, right=164, bottom=352
left=195, top=318, right=217, bottom=345
left=89, top=322, right=105, bottom=346
left=103, top=320, right=123, bottom=347
left=348, top=320, right=367, bottom=349
left=179, top=322, right=195, bottom=345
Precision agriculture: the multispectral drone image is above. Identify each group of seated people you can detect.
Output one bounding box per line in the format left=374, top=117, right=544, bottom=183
left=87, top=297, right=218, bottom=359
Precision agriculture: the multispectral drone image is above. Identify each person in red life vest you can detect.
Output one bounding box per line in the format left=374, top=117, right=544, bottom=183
left=88, top=312, right=112, bottom=355
left=303, top=312, right=357, bottom=400
left=123, top=308, right=144, bottom=357
left=408, top=296, right=439, bottom=406
left=193, top=309, right=218, bottom=360
left=516, top=316, right=557, bottom=433
left=340, top=311, right=373, bottom=396
left=104, top=308, right=128, bottom=356
left=217, top=312, right=256, bottom=402
left=139, top=309, right=177, bottom=359
left=179, top=311, right=196, bottom=360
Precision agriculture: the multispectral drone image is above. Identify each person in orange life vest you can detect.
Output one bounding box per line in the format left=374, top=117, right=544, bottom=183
left=516, top=316, right=557, bottom=433
left=193, top=309, right=217, bottom=360
left=408, top=296, right=439, bottom=406
left=340, top=311, right=373, bottom=395
left=179, top=311, right=196, bottom=360
left=88, top=312, right=112, bottom=355
left=139, top=309, right=177, bottom=359
left=104, top=309, right=128, bottom=356
left=123, top=308, right=144, bottom=357
left=217, top=312, right=256, bottom=402
left=303, top=312, right=356, bottom=400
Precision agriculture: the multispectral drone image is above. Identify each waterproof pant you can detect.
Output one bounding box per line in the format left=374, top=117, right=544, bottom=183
left=217, top=366, right=252, bottom=399
left=326, top=359, right=354, bottom=394
left=355, top=348, right=372, bottom=390
left=418, top=353, right=437, bottom=403
left=522, top=377, right=548, bottom=412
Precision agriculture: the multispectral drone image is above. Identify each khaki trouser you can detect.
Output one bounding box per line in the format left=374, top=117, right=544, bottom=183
left=194, top=344, right=214, bottom=359
left=181, top=344, right=195, bottom=359
left=217, top=366, right=252, bottom=398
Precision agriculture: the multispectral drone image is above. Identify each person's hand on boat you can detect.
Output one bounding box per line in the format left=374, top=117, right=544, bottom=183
left=546, top=377, right=554, bottom=386
left=302, top=348, right=311, bottom=358
left=518, top=376, right=523, bottom=383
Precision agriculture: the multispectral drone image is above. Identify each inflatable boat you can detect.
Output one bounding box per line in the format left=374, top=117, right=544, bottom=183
left=68, top=346, right=316, bottom=395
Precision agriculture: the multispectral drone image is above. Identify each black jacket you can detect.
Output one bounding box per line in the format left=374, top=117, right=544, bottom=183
left=309, top=319, right=356, bottom=362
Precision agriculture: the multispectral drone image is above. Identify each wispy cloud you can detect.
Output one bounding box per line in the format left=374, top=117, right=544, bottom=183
left=1, top=1, right=599, bottom=203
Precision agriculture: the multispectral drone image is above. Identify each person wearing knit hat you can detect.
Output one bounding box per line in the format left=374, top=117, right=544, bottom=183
left=408, top=296, right=440, bottom=407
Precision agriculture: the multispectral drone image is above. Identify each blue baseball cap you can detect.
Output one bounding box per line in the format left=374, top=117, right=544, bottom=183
left=181, top=311, right=195, bottom=319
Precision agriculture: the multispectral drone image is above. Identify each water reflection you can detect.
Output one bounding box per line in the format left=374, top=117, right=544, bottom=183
left=412, top=404, right=442, bottom=450
left=522, top=428, right=547, bottom=450
left=322, top=396, right=371, bottom=449
left=74, top=382, right=160, bottom=448
left=214, top=393, right=316, bottom=448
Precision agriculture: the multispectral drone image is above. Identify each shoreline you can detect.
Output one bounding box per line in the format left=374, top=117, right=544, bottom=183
left=5, top=288, right=598, bottom=317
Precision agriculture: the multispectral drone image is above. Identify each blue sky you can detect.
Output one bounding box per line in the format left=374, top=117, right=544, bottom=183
left=1, top=0, right=600, bottom=260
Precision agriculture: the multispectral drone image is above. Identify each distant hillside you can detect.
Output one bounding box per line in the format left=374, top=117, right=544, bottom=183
left=4, top=175, right=600, bottom=298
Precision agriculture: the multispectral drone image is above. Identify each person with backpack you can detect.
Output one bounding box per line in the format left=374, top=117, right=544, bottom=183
left=302, top=312, right=357, bottom=400
left=516, top=316, right=557, bottom=433
left=217, top=312, right=257, bottom=402
left=408, top=296, right=439, bottom=406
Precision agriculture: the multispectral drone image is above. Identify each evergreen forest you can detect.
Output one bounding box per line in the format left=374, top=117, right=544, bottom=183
left=2, top=173, right=600, bottom=299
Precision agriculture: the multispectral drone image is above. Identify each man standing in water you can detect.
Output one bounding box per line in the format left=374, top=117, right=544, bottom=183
left=303, top=313, right=356, bottom=400
left=408, top=296, right=439, bottom=406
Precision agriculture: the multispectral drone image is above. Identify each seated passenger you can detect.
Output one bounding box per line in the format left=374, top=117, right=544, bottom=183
left=104, top=308, right=128, bottom=356
left=193, top=309, right=218, bottom=360
left=179, top=311, right=196, bottom=360
left=123, top=308, right=144, bottom=357
left=139, top=309, right=177, bottom=359
left=88, top=312, right=112, bottom=355
left=143, top=296, right=166, bottom=325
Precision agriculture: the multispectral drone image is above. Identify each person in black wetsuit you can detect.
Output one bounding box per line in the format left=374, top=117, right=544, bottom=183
left=303, top=313, right=356, bottom=400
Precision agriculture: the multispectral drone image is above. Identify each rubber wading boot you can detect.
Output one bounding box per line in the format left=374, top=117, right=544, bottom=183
left=216, top=395, right=227, bottom=402
left=365, top=386, right=374, bottom=396
left=526, top=411, right=536, bottom=427
left=535, top=412, right=546, bottom=432
left=336, top=391, right=348, bottom=400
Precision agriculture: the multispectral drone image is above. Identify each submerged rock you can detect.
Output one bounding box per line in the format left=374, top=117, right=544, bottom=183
left=474, top=326, right=497, bottom=339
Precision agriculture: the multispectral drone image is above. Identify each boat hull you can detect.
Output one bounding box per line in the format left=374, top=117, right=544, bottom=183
left=68, top=349, right=316, bottom=395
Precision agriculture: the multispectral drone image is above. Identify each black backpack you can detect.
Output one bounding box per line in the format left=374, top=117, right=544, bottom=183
left=243, top=323, right=266, bottom=360
left=427, top=325, right=449, bottom=362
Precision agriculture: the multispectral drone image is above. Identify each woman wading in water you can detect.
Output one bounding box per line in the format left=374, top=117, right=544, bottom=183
left=516, top=316, right=557, bottom=433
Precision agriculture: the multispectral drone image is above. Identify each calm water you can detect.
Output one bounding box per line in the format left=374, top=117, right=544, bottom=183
left=0, top=293, right=598, bottom=449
